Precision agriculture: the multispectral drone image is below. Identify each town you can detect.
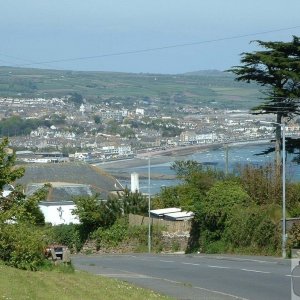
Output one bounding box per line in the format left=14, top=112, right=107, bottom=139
left=2, top=95, right=300, bottom=163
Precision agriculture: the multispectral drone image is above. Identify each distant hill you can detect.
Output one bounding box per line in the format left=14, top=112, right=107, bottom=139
left=0, top=66, right=261, bottom=110
left=183, top=70, right=232, bottom=76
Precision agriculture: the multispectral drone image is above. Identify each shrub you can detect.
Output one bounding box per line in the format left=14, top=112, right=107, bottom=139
left=49, top=224, right=83, bottom=252
left=287, top=223, right=300, bottom=257
left=92, top=221, right=128, bottom=249
left=0, top=223, right=46, bottom=271
left=127, top=224, right=165, bottom=253
left=224, top=204, right=280, bottom=255
left=205, top=240, right=228, bottom=254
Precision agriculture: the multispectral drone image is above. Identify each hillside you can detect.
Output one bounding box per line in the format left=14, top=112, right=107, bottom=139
left=0, top=66, right=261, bottom=110
left=0, top=263, right=171, bottom=300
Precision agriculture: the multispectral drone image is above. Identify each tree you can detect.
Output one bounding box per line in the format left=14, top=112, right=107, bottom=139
left=229, top=36, right=300, bottom=167
left=72, top=195, right=123, bottom=234
left=68, top=92, right=83, bottom=106
left=0, top=138, right=24, bottom=194
left=93, top=115, right=101, bottom=124
left=0, top=138, right=49, bottom=270
left=121, top=188, right=148, bottom=215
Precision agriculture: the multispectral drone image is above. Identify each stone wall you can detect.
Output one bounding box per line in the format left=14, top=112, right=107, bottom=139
left=81, top=214, right=192, bottom=254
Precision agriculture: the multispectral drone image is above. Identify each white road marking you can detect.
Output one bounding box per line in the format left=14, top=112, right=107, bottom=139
left=99, top=272, right=249, bottom=300
left=182, top=262, right=200, bottom=266
left=208, top=265, right=231, bottom=269
left=97, top=273, right=151, bottom=278
left=286, top=274, right=300, bottom=278
left=213, top=256, right=278, bottom=264
left=240, top=268, right=270, bottom=274
left=193, top=286, right=249, bottom=299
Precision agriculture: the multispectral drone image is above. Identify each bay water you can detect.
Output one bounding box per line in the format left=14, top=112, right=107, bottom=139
left=119, top=143, right=300, bottom=195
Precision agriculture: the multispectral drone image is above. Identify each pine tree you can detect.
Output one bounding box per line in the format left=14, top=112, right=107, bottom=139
left=229, top=36, right=300, bottom=167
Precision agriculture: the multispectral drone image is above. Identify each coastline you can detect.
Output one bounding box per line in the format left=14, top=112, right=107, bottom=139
left=95, top=139, right=271, bottom=172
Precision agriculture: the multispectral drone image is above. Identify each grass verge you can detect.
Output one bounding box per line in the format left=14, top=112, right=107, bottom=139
left=0, top=262, right=172, bottom=300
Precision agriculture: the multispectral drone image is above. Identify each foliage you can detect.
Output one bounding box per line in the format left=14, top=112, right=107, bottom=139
left=286, top=182, right=300, bottom=217
left=91, top=219, right=128, bottom=249
left=287, top=223, right=300, bottom=251
left=93, top=115, right=101, bottom=124
left=237, top=163, right=281, bottom=205
left=89, top=218, right=165, bottom=253
left=0, top=137, right=24, bottom=191
left=165, top=161, right=287, bottom=255
left=0, top=138, right=51, bottom=269
left=171, top=160, right=203, bottom=179
left=154, top=160, right=222, bottom=212
left=224, top=204, right=280, bottom=253
left=126, top=224, right=165, bottom=253
left=0, top=223, right=47, bottom=270
left=68, top=92, right=83, bottom=106
left=229, top=36, right=300, bottom=165
left=0, top=115, right=52, bottom=137
left=72, top=195, right=123, bottom=234
left=230, top=36, right=300, bottom=117
left=195, top=181, right=250, bottom=247
left=49, top=224, right=83, bottom=252
left=0, top=138, right=46, bottom=225
left=121, top=188, right=148, bottom=215
left=49, top=113, right=66, bottom=125
left=0, top=184, right=48, bottom=226
left=152, top=185, right=181, bottom=209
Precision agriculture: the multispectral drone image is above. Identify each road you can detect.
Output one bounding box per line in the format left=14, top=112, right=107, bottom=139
left=72, top=253, right=296, bottom=300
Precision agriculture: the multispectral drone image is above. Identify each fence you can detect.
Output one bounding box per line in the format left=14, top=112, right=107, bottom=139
left=129, top=214, right=192, bottom=233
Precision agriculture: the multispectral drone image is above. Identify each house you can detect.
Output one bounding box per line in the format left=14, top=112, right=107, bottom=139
left=17, top=162, right=124, bottom=225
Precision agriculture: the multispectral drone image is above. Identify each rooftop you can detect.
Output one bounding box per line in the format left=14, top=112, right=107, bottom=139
left=17, top=162, right=123, bottom=199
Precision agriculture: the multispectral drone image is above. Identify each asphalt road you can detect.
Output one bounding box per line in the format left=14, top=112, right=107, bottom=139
left=72, top=253, right=297, bottom=300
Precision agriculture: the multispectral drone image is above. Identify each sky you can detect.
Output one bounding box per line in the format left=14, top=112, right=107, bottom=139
left=1, top=0, right=300, bottom=74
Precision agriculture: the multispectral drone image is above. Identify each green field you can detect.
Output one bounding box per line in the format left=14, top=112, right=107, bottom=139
left=0, top=263, right=172, bottom=300
left=0, top=66, right=260, bottom=110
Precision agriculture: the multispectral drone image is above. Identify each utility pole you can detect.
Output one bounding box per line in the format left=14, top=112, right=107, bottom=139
left=225, top=144, right=229, bottom=175
left=148, top=156, right=151, bottom=254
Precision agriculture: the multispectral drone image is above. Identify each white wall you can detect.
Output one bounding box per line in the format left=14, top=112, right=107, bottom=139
left=39, top=204, right=80, bottom=225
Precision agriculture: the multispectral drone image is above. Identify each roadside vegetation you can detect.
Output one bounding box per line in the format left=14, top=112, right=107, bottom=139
left=0, top=137, right=171, bottom=298
left=152, top=160, right=300, bottom=256
left=47, top=159, right=300, bottom=257
left=0, top=262, right=171, bottom=300
left=1, top=130, right=298, bottom=262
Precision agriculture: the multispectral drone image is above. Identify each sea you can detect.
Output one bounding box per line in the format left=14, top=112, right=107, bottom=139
left=118, top=142, right=300, bottom=195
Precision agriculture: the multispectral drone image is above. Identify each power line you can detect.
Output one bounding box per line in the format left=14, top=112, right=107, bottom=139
left=0, top=53, right=54, bottom=68
left=3, top=25, right=300, bottom=68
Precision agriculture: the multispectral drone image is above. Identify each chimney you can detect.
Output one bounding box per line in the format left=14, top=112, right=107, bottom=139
left=131, top=172, right=139, bottom=193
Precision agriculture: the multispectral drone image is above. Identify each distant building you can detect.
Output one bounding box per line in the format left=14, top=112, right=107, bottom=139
left=135, top=108, right=145, bottom=116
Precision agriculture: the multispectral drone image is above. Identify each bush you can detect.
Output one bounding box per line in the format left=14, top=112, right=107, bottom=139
left=224, top=204, right=280, bottom=255
left=91, top=221, right=128, bottom=249
left=49, top=224, right=83, bottom=252
left=287, top=223, right=300, bottom=257
left=224, top=205, right=265, bottom=248
left=205, top=240, right=228, bottom=254
left=127, top=224, right=165, bottom=253
left=0, top=223, right=46, bottom=271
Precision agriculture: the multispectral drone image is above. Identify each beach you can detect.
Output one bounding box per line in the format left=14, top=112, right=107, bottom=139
left=95, top=139, right=270, bottom=171
left=94, top=142, right=222, bottom=174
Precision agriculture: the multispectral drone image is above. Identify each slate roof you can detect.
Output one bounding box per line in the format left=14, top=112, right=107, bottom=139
left=17, top=162, right=123, bottom=200
left=26, top=182, right=94, bottom=203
